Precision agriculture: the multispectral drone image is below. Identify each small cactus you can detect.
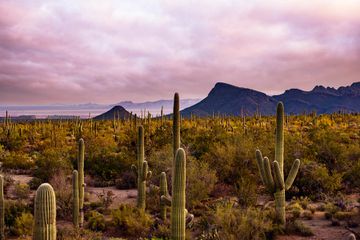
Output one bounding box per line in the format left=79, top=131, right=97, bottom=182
left=255, top=102, right=300, bottom=226
left=131, top=126, right=152, bottom=210
left=0, top=176, right=4, bottom=240
left=33, top=183, right=56, bottom=240
left=78, top=138, right=85, bottom=227
left=72, top=170, right=79, bottom=227
left=160, top=172, right=169, bottom=220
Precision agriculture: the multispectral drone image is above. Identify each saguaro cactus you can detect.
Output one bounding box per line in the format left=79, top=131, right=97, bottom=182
left=33, top=183, right=56, bottom=240
left=160, top=172, right=169, bottom=220
left=255, top=102, right=300, bottom=226
left=171, top=148, right=186, bottom=240
left=131, top=126, right=152, bottom=210
left=78, top=138, right=85, bottom=227
left=72, top=170, right=79, bottom=227
left=172, top=93, right=180, bottom=194
left=0, top=176, right=4, bottom=240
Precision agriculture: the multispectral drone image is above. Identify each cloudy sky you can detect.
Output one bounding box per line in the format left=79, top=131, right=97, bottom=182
left=0, top=0, right=359, bottom=105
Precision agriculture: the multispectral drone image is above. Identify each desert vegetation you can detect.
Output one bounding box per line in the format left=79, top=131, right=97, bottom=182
left=0, top=94, right=359, bottom=240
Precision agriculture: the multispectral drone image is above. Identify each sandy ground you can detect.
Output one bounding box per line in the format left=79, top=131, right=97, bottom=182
left=86, top=186, right=137, bottom=208
left=277, top=211, right=359, bottom=240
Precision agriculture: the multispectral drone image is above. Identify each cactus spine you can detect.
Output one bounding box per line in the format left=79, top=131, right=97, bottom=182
left=33, top=183, right=56, bottom=240
left=132, top=126, right=152, bottom=210
left=72, top=170, right=79, bottom=228
left=255, top=102, right=300, bottom=226
left=0, top=176, right=4, bottom=240
left=78, top=138, right=85, bottom=227
left=171, top=148, right=186, bottom=240
left=160, top=172, right=169, bottom=220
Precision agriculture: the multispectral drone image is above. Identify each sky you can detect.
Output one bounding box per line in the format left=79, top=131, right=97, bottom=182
left=0, top=0, right=359, bottom=105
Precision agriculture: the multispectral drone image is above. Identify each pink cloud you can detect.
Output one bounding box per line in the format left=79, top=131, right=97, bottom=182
left=0, top=0, right=359, bottom=104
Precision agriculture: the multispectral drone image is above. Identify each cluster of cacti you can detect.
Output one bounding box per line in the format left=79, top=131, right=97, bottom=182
left=33, top=183, right=57, bottom=240
left=78, top=138, right=85, bottom=227
left=131, top=126, right=152, bottom=210
left=160, top=93, right=193, bottom=239
left=255, top=102, right=300, bottom=226
left=0, top=176, right=4, bottom=240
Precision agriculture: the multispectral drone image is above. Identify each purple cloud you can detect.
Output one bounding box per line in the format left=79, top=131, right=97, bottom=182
left=0, top=0, right=359, bottom=104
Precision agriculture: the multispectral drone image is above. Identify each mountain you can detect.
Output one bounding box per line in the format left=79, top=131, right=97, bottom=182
left=181, top=82, right=360, bottom=116
left=274, top=82, right=360, bottom=114
left=93, top=106, right=132, bottom=120
left=181, top=82, right=277, bottom=116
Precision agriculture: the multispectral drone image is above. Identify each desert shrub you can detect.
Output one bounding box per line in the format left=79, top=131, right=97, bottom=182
left=286, top=220, right=313, bottom=236
left=302, top=210, right=313, bottom=220
left=333, top=211, right=353, bottom=221
left=5, top=200, right=32, bottom=233
left=87, top=211, right=106, bottom=232
left=294, top=162, right=342, bottom=199
left=57, top=226, right=103, bottom=240
left=234, top=175, right=258, bottom=207
left=49, top=172, right=72, bottom=220
left=13, top=183, right=30, bottom=200
left=12, top=212, right=33, bottom=236
left=287, top=203, right=302, bottom=219
left=28, top=177, right=43, bottom=190
left=96, top=190, right=116, bottom=210
left=213, top=203, right=274, bottom=240
left=0, top=151, right=33, bottom=170
left=187, top=158, right=217, bottom=208
left=324, top=203, right=339, bottom=219
left=152, top=221, right=171, bottom=239
left=33, top=148, right=71, bottom=182
left=111, top=204, right=154, bottom=238
left=115, top=170, right=136, bottom=189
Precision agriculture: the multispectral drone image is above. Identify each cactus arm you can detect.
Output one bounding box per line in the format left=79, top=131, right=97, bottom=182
left=160, top=172, right=169, bottom=220
left=185, top=209, right=194, bottom=228
left=146, top=171, right=152, bottom=181
left=131, top=164, right=138, bottom=178
left=272, top=161, right=285, bottom=190
left=161, top=195, right=172, bottom=206
left=255, top=149, right=266, bottom=185
left=285, top=159, right=300, bottom=190
left=263, top=157, right=275, bottom=192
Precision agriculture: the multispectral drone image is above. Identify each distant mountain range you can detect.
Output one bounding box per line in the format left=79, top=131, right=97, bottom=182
left=181, top=82, right=360, bottom=116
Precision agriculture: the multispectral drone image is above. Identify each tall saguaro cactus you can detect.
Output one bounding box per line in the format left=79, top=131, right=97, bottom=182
left=131, top=126, right=152, bottom=210
left=171, top=148, right=186, bottom=240
left=33, top=183, right=56, bottom=240
left=172, top=93, right=180, bottom=193
left=78, top=138, right=85, bottom=227
left=255, top=102, right=300, bottom=226
left=0, top=176, right=4, bottom=240
left=72, top=170, right=79, bottom=228
left=160, top=172, right=169, bottom=220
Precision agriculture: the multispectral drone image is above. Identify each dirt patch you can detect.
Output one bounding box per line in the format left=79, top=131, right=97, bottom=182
left=86, top=186, right=137, bottom=208
left=277, top=212, right=359, bottom=240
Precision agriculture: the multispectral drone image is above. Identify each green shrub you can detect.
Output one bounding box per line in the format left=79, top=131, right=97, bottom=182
left=213, top=203, right=274, bottom=240
left=5, top=200, right=32, bottom=230
left=12, top=212, right=33, bottom=236
left=333, top=211, right=353, bottom=221
left=13, top=183, right=30, bottom=200
left=87, top=211, right=106, bottom=232
left=187, top=158, right=217, bottom=208
left=111, top=204, right=154, bottom=238
left=286, top=220, right=314, bottom=236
